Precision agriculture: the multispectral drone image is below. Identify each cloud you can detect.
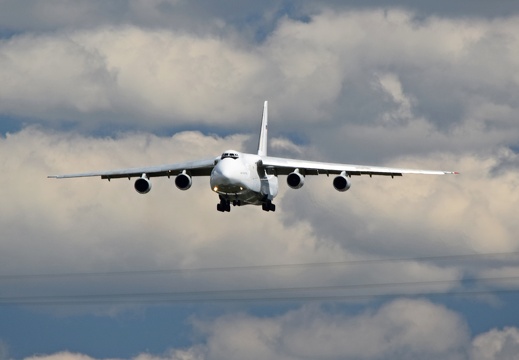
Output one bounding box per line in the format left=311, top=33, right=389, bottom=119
left=2, top=4, right=519, bottom=358
left=1, top=9, right=519, bottom=158
left=0, top=27, right=265, bottom=126
left=0, top=32, right=116, bottom=116
left=23, top=303, right=519, bottom=360
left=0, top=0, right=285, bottom=34
left=282, top=147, right=519, bottom=258
left=23, top=298, right=475, bottom=360
left=194, top=299, right=469, bottom=360
left=471, top=327, right=519, bottom=360
left=1, top=126, right=517, bottom=314
left=1, top=1, right=518, bottom=36
left=25, top=352, right=96, bottom=360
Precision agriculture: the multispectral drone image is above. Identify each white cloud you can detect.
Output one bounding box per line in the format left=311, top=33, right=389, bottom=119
left=133, top=348, right=205, bottom=360
left=1, top=9, right=519, bottom=159
left=2, top=5, right=519, bottom=358
left=24, top=299, right=473, bottom=360
left=471, top=327, right=519, bottom=360
left=1, top=126, right=517, bottom=314
left=5, top=114, right=518, bottom=360
left=22, top=306, right=519, bottom=360
left=25, top=352, right=96, bottom=360
left=282, top=147, right=519, bottom=258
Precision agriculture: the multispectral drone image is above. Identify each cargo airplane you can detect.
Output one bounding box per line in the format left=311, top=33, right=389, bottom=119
left=49, top=101, right=457, bottom=212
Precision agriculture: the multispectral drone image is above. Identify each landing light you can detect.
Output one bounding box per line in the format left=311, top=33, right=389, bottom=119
left=213, top=186, right=218, bottom=192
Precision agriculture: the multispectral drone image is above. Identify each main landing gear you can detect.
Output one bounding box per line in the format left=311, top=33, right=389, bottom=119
left=262, top=200, right=276, bottom=212
left=216, top=200, right=231, bottom=212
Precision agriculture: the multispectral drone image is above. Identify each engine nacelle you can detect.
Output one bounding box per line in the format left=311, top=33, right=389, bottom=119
left=134, top=176, right=152, bottom=194
left=287, top=170, right=305, bottom=189
left=175, top=171, right=192, bottom=190
left=333, top=173, right=351, bottom=192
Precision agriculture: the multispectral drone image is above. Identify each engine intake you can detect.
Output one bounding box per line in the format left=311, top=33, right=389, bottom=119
left=175, top=171, right=192, bottom=190
left=135, top=175, right=152, bottom=194
left=333, top=172, right=351, bottom=192
left=287, top=169, right=305, bottom=189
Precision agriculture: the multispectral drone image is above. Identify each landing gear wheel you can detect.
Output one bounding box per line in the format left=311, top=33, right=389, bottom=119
left=262, top=200, right=276, bottom=212
left=217, top=199, right=231, bottom=212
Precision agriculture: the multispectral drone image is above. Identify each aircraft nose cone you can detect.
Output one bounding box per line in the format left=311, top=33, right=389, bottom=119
left=214, top=160, right=235, bottom=184
left=210, top=159, right=245, bottom=193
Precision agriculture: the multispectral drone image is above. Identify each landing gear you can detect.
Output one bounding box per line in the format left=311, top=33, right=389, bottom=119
left=262, top=200, right=276, bottom=212
left=216, top=196, right=275, bottom=212
left=217, top=197, right=241, bottom=212
left=217, top=198, right=231, bottom=212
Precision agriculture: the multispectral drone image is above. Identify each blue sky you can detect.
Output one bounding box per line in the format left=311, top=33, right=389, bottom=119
left=1, top=1, right=519, bottom=359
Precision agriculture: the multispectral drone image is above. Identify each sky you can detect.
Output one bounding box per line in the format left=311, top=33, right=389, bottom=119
left=1, top=0, right=519, bottom=359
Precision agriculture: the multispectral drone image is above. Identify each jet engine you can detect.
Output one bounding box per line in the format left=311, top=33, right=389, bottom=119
left=333, top=172, right=351, bottom=192
left=287, top=169, right=305, bottom=189
left=175, top=171, right=192, bottom=190
left=134, top=175, right=152, bottom=194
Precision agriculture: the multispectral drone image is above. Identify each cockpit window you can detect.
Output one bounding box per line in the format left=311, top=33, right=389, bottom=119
left=221, top=152, right=239, bottom=160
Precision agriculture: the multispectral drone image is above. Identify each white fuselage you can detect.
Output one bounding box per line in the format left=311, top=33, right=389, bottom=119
left=209, top=150, right=278, bottom=205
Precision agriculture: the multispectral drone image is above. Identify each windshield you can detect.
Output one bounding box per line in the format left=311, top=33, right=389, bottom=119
left=221, top=152, right=239, bottom=160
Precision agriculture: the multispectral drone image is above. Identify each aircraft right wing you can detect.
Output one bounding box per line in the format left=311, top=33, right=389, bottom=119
left=48, top=157, right=218, bottom=180
left=261, top=156, right=458, bottom=177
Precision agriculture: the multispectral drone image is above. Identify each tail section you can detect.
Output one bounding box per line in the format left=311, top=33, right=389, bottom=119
left=257, top=101, right=268, bottom=156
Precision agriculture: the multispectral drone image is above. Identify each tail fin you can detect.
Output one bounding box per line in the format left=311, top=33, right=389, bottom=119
left=257, top=101, right=268, bottom=156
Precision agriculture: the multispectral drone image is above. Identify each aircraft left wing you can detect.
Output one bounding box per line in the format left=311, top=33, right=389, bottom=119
left=48, top=157, right=218, bottom=180
left=261, top=156, right=458, bottom=177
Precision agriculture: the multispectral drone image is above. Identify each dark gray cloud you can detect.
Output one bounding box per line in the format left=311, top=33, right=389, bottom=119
left=1, top=0, right=518, bottom=36
left=302, top=0, right=519, bottom=19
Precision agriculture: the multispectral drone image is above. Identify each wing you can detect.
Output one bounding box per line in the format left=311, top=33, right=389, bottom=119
left=48, top=157, right=218, bottom=180
left=261, top=156, right=458, bottom=177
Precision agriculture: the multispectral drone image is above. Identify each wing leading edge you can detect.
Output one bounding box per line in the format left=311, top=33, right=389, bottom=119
left=48, top=157, right=218, bottom=180
left=261, top=156, right=458, bottom=177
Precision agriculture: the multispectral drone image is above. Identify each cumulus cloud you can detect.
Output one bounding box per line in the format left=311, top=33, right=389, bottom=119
left=25, top=352, right=96, bottom=360
left=198, top=299, right=469, bottom=360
left=282, top=148, right=519, bottom=257
left=0, top=128, right=467, bottom=305
left=22, top=299, right=475, bottom=360
left=1, top=126, right=517, bottom=312
left=2, top=3, right=519, bottom=358
left=1, top=9, right=519, bottom=162
left=471, top=327, right=519, bottom=360
left=24, top=305, right=519, bottom=360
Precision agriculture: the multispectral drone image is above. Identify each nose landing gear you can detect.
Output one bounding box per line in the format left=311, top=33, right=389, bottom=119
left=217, top=197, right=242, bottom=212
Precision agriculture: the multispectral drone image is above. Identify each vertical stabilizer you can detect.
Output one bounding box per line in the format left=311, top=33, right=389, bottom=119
left=257, top=101, right=268, bottom=156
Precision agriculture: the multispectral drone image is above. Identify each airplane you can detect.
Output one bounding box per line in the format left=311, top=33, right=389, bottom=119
left=49, top=101, right=458, bottom=212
